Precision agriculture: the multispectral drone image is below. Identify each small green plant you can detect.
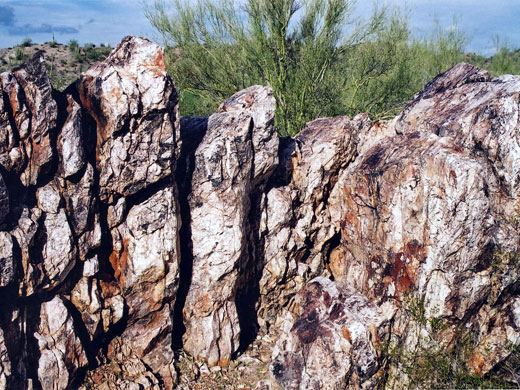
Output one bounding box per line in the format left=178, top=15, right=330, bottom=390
left=383, top=294, right=516, bottom=389
left=14, top=46, right=27, bottom=62
left=20, top=38, right=33, bottom=47
left=69, top=39, right=79, bottom=53
left=49, top=34, right=58, bottom=48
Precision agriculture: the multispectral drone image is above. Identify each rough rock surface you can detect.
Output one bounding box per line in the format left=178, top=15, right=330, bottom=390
left=77, top=36, right=179, bottom=204
left=1, top=41, right=520, bottom=390
left=0, top=37, right=181, bottom=390
left=271, top=277, right=394, bottom=390
left=183, top=85, right=278, bottom=366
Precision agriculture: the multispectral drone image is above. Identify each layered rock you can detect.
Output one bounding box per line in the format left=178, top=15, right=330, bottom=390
left=0, top=37, right=181, bottom=390
left=182, top=86, right=278, bottom=366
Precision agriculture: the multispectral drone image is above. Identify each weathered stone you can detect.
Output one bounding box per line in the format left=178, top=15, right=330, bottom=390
left=329, top=132, right=496, bottom=308
left=35, top=296, right=88, bottom=390
left=5, top=53, right=57, bottom=185
left=183, top=85, right=278, bottom=366
left=270, top=277, right=394, bottom=390
left=0, top=172, right=8, bottom=224
left=71, top=273, right=125, bottom=340
left=395, top=63, right=520, bottom=196
left=2, top=36, right=520, bottom=390
left=110, top=187, right=179, bottom=320
left=258, top=115, right=370, bottom=324
left=108, top=186, right=179, bottom=388
left=36, top=183, right=62, bottom=214
left=10, top=207, right=40, bottom=296
left=0, top=328, right=10, bottom=390
left=58, top=95, right=86, bottom=178
left=111, top=304, right=177, bottom=390
left=0, top=232, right=15, bottom=287
left=42, top=208, right=77, bottom=288
left=107, top=197, right=126, bottom=228
left=0, top=71, right=28, bottom=173
left=63, top=161, right=94, bottom=233
left=77, top=36, right=179, bottom=203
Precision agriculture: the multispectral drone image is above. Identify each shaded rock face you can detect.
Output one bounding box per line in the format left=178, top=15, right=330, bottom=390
left=0, top=36, right=181, bottom=390
left=1, top=42, right=520, bottom=390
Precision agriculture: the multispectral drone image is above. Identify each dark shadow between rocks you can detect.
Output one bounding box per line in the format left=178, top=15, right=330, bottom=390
left=172, top=116, right=208, bottom=350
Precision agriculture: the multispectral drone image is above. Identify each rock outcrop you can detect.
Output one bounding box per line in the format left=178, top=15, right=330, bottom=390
left=0, top=37, right=519, bottom=390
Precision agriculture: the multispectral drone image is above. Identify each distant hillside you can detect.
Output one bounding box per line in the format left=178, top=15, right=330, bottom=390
left=0, top=39, right=111, bottom=90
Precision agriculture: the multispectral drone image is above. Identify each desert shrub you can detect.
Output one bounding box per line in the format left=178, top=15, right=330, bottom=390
left=146, top=0, right=520, bottom=135
left=14, top=46, right=27, bottom=62
left=382, top=294, right=518, bottom=389
left=69, top=39, right=80, bottom=53
left=146, top=0, right=388, bottom=136
left=20, top=38, right=33, bottom=47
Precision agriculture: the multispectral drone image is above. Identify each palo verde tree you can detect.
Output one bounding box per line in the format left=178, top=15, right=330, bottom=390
left=146, top=0, right=385, bottom=136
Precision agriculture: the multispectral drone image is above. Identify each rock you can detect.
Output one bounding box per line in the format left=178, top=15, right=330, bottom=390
left=10, top=207, right=41, bottom=296
left=395, top=63, right=520, bottom=196
left=77, top=36, right=179, bottom=203
left=108, top=187, right=180, bottom=388
left=41, top=208, right=77, bottom=288
left=0, top=232, right=15, bottom=287
left=0, top=172, right=8, bottom=224
left=0, top=327, right=10, bottom=389
left=35, top=296, right=88, bottom=390
left=58, top=95, right=86, bottom=178
left=109, top=305, right=177, bottom=390
left=0, top=71, right=28, bottom=173
left=183, top=85, right=278, bottom=366
left=270, top=277, right=393, bottom=390
left=36, top=183, right=62, bottom=214
left=3, top=53, right=57, bottom=185
left=109, top=187, right=179, bottom=321
left=258, top=115, right=370, bottom=324
left=107, top=197, right=127, bottom=229
left=2, top=36, right=520, bottom=390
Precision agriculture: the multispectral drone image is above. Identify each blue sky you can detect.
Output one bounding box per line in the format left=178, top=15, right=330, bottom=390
left=0, top=0, right=517, bottom=56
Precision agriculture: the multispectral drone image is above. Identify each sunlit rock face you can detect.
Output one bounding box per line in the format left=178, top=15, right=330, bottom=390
left=0, top=35, right=519, bottom=390
left=182, top=85, right=278, bottom=367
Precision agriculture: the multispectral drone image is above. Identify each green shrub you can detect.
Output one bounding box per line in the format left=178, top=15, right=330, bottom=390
left=146, top=0, right=387, bottom=136
left=69, top=39, right=80, bottom=53
left=20, top=38, right=33, bottom=47
left=14, top=46, right=27, bottom=62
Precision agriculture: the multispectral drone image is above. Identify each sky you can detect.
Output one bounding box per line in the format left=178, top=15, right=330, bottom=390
left=0, top=0, right=518, bottom=56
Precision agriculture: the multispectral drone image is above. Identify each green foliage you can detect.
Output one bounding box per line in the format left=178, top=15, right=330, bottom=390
left=383, top=295, right=517, bottom=389
left=20, top=38, right=33, bottom=47
left=69, top=39, right=80, bottom=53
left=14, top=46, right=27, bottom=62
left=146, top=0, right=387, bottom=136
left=148, top=0, right=520, bottom=136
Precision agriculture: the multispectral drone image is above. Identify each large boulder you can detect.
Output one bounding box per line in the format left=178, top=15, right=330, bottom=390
left=182, top=85, right=278, bottom=366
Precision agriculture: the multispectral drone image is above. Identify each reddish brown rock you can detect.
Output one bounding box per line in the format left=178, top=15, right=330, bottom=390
left=0, top=53, right=57, bottom=185
left=270, top=277, right=394, bottom=390
left=77, top=36, right=179, bottom=204
left=258, top=115, right=372, bottom=324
